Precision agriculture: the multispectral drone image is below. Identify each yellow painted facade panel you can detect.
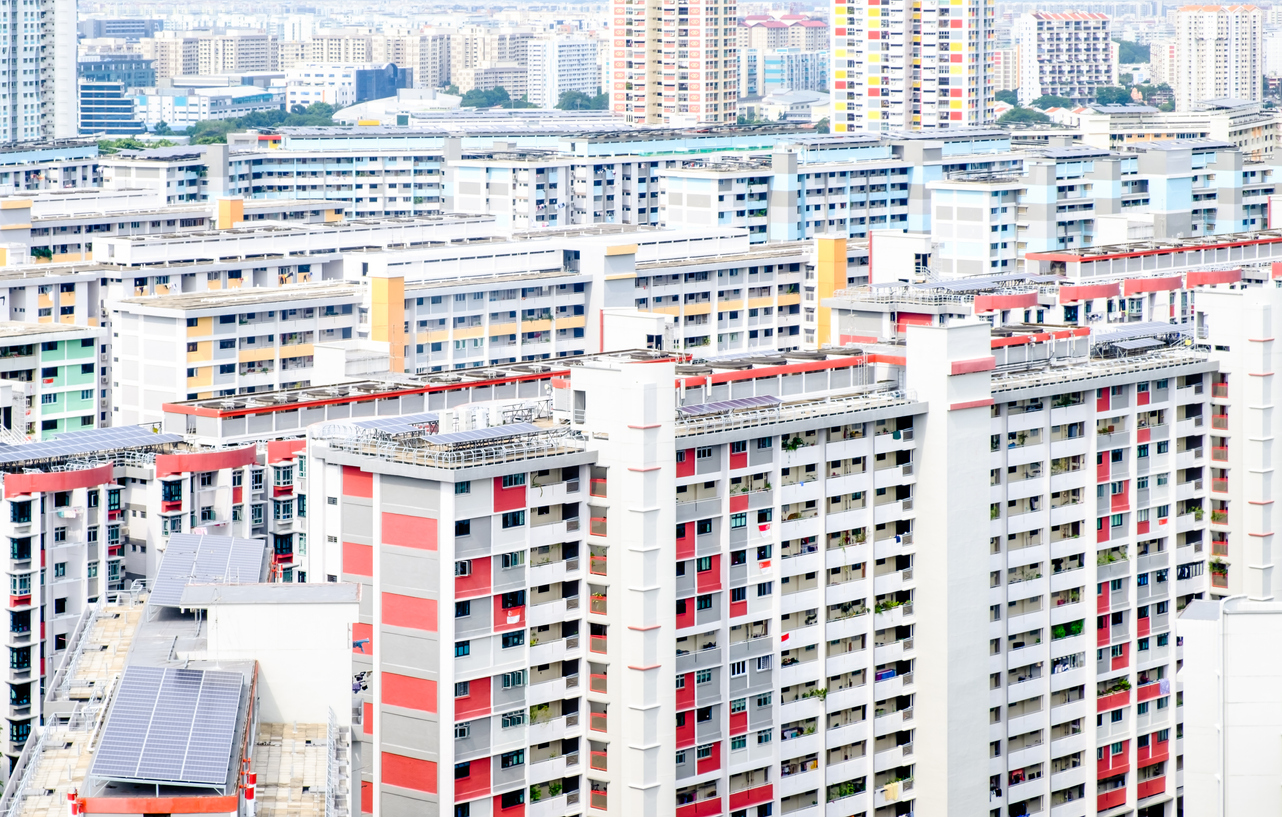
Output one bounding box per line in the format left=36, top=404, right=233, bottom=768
left=280, top=343, right=314, bottom=359
left=187, top=341, right=212, bottom=363
left=815, top=237, right=846, bottom=345
left=748, top=297, right=774, bottom=309
left=683, top=303, right=712, bottom=316
left=371, top=276, right=405, bottom=372
left=0, top=199, right=32, bottom=210
left=187, top=316, right=212, bottom=337
left=217, top=198, right=245, bottom=230
left=650, top=305, right=681, bottom=316
left=488, top=322, right=518, bottom=336
left=523, top=319, right=553, bottom=332
left=717, top=300, right=745, bottom=311
left=238, top=347, right=276, bottom=363
left=605, top=244, right=638, bottom=256
left=776, top=293, right=802, bottom=307
left=453, top=326, right=485, bottom=340
left=557, top=316, right=586, bottom=330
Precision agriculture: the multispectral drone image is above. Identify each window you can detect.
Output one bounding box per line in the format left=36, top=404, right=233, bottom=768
left=500, top=591, right=525, bottom=609
left=1111, top=709, right=1124, bottom=723
left=731, top=735, right=747, bottom=751
left=454, top=681, right=470, bottom=698
left=757, top=655, right=772, bottom=671
left=455, top=560, right=472, bottom=577
left=730, top=586, right=746, bottom=602
left=730, top=697, right=746, bottom=713
left=455, top=641, right=470, bottom=657
left=676, top=450, right=687, bottom=463
left=675, top=750, right=687, bottom=765
left=455, top=601, right=471, bottom=618
left=502, top=631, right=525, bottom=649
left=696, top=447, right=713, bottom=459
left=696, top=744, right=713, bottom=760
left=501, top=551, right=525, bottom=569
left=454, top=723, right=470, bottom=740
left=500, top=791, right=524, bottom=809
left=696, top=594, right=712, bottom=610
left=675, top=674, right=686, bottom=689
left=502, top=510, right=526, bottom=529
left=501, top=710, right=524, bottom=728
left=757, top=729, right=772, bottom=745
left=502, top=474, right=527, bottom=488
left=755, top=693, right=772, bottom=707
left=501, top=670, right=526, bottom=688
left=697, top=557, right=712, bottom=572
left=454, top=762, right=470, bottom=780
left=757, top=437, right=772, bottom=449
left=757, top=581, right=773, bottom=597
left=697, top=519, right=713, bottom=535
left=730, top=440, right=747, bottom=454
left=730, top=512, right=747, bottom=529
left=730, top=661, right=746, bottom=677
left=500, top=749, right=525, bottom=769
left=1157, top=441, right=1169, bottom=454
left=455, top=481, right=471, bottom=494
left=696, top=669, right=712, bottom=684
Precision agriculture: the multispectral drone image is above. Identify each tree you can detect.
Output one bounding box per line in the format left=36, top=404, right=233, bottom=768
left=997, top=107, right=1051, bottom=126
left=1095, top=86, right=1132, bottom=105
left=1119, top=73, right=1133, bottom=86
left=995, top=89, right=1019, bottom=105
left=153, top=121, right=173, bottom=136
left=815, top=117, right=830, bottom=134
left=1158, top=102, right=1175, bottom=112
left=1030, top=94, right=1075, bottom=110
left=737, top=109, right=759, bottom=125
left=460, top=87, right=512, bottom=108
left=556, top=90, right=608, bottom=110
left=97, top=136, right=175, bottom=154
left=444, top=84, right=460, bottom=96
left=1114, top=40, right=1149, bottom=64
left=178, top=102, right=337, bottom=145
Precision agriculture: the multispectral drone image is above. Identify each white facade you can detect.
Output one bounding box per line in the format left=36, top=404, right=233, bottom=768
left=831, top=0, right=996, bottom=133
left=1174, top=4, right=1264, bottom=111
left=525, top=37, right=600, bottom=108
left=134, top=86, right=283, bottom=130
left=1016, top=12, right=1116, bottom=107
left=0, top=0, right=76, bottom=142
left=282, top=62, right=374, bottom=109
left=1182, top=596, right=1282, bottom=817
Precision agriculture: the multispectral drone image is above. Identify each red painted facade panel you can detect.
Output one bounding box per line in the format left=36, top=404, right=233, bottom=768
left=344, top=466, right=373, bottom=498
left=454, top=679, right=492, bottom=720
left=676, top=524, right=695, bottom=559
left=454, top=757, right=491, bottom=802
left=382, top=512, right=438, bottom=551
left=154, top=446, right=257, bottom=478
left=362, top=702, right=373, bottom=735
left=492, top=595, right=525, bottom=632
left=382, top=593, right=438, bottom=632
left=267, top=439, right=306, bottom=464
left=344, top=543, right=373, bottom=577
left=677, top=674, right=694, bottom=710
left=696, top=742, right=721, bottom=774
left=353, top=622, right=373, bottom=655
left=382, top=673, right=438, bottom=713
left=382, top=752, right=438, bottom=794
left=455, top=557, right=492, bottom=599
left=492, top=477, right=526, bottom=512
left=677, top=449, right=695, bottom=478
left=3, top=463, right=114, bottom=497
left=729, top=451, right=748, bottom=470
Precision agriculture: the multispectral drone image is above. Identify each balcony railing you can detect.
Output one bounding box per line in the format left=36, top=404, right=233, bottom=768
left=590, top=673, right=608, bottom=694
left=590, top=712, right=608, bottom=732
left=590, top=751, right=608, bottom=772
left=590, top=635, right=608, bottom=654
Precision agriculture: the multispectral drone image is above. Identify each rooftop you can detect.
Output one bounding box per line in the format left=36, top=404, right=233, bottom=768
left=0, top=320, right=98, bottom=339
left=179, top=582, right=360, bottom=606
left=119, top=281, right=361, bottom=310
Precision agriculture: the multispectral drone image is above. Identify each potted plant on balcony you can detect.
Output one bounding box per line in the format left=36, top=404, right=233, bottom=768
left=1210, top=557, right=1228, bottom=575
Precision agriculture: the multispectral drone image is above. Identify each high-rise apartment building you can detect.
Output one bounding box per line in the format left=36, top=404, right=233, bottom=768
left=526, top=38, right=600, bottom=108
left=1149, top=38, right=1177, bottom=87
left=831, top=0, right=996, bottom=133
left=1015, top=12, right=1116, bottom=107
left=993, top=46, right=1019, bottom=92
left=0, top=0, right=76, bottom=142
left=1173, top=4, right=1264, bottom=111
left=610, top=0, right=739, bottom=125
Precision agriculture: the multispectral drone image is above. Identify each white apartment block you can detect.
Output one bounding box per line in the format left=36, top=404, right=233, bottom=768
left=832, top=0, right=997, bottom=133
left=525, top=38, right=600, bottom=109
left=993, top=46, right=1020, bottom=92
left=1173, top=4, right=1264, bottom=111
left=1150, top=38, right=1177, bottom=87
left=739, top=16, right=830, bottom=51
left=738, top=49, right=830, bottom=97
left=1016, top=12, right=1117, bottom=107
left=610, top=0, right=739, bottom=125
left=0, top=0, right=76, bottom=142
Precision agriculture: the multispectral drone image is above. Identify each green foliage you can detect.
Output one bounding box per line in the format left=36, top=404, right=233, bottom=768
left=1095, top=86, right=1133, bottom=105
left=97, top=136, right=176, bottom=154
left=458, top=87, right=537, bottom=108
left=152, top=121, right=174, bottom=136
left=737, top=109, right=760, bottom=125
left=1030, top=94, right=1075, bottom=110
left=1119, top=73, right=1134, bottom=86
left=995, top=89, right=1019, bottom=105
left=997, top=107, right=1051, bottom=125
left=29, top=247, right=52, bottom=260
left=555, top=90, right=608, bottom=110
left=1115, top=39, right=1149, bottom=64
left=815, top=117, right=830, bottom=133
left=444, top=84, right=460, bottom=95
left=1158, top=101, right=1174, bottom=112
left=180, top=102, right=338, bottom=144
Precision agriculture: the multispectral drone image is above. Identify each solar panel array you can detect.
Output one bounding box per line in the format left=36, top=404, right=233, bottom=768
left=0, top=425, right=182, bottom=464
left=91, top=665, right=243, bottom=787
left=150, top=533, right=267, bottom=607
left=349, top=411, right=438, bottom=435
left=678, top=395, right=782, bottom=416
left=1092, top=321, right=1191, bottom=343
left=430, top=422, right=544, bottom=446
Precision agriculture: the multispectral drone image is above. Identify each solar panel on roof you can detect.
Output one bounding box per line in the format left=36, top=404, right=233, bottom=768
left=677, top=395, right=783, bottom=416
left=1112, top=338, right=1167, bottom=350
left=429, top=422, right=543, bottom=446
left=150, top=534, right=267, bottom=607
left=91, top=665, right=243, bottom=787
left=0, top=425, right=181, bottom=465
left=1092, top=322, right=1191, bottom=343
left=349, top=412, right=438, bottom=434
